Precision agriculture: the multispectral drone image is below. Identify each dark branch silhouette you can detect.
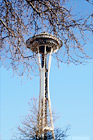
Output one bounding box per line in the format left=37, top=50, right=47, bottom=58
left=0, top=0, right=93, bottom=77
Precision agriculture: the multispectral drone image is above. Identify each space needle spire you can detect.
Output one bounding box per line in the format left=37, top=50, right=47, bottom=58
left=26, top=32, right=62, bottom=139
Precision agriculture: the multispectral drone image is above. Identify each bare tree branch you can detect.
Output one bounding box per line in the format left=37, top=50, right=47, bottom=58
left=13, top=98, right=69, bottom=140
left=0, top=0, right=93, bottom=77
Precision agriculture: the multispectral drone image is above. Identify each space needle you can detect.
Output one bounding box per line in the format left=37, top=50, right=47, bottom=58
left=26, top=32, right=62, bottom=139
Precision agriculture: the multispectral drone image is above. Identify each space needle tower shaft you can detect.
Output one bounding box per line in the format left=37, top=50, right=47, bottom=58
left=26, top=33, right=62, bottom=140
left=37, top=46, right=54, bottom=139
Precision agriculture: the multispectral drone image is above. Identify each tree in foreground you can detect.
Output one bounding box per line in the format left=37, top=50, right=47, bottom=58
left=13, top=98, right=69, bottom=140
left=0, top=0, right=93, bottom=77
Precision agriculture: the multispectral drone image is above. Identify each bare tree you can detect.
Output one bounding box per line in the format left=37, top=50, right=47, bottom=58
left=13, top=98, right=69, bottom=140
left=0, top=0, right=93, bottom=77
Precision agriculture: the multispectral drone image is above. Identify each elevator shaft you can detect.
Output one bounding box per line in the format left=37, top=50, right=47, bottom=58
left=37, top=46, right=55, bottom=140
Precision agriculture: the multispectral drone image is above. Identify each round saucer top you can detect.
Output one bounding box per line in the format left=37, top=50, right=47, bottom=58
left=26, top=32, right=63, bottom=54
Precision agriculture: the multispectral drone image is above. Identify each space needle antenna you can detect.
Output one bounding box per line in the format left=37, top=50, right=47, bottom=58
left=26, top=32, right=62, bottom=140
